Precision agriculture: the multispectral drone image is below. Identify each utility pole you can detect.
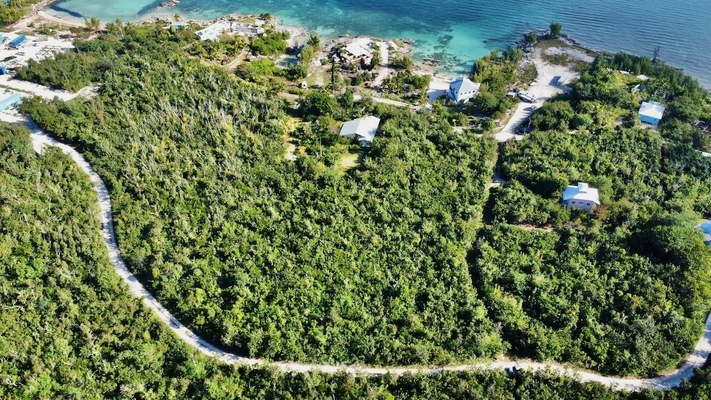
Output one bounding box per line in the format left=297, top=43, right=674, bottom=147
left=330, top=57, right=337, bottom=93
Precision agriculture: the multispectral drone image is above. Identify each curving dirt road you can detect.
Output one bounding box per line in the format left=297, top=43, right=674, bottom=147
left=25, top=120, right=711, bottom=392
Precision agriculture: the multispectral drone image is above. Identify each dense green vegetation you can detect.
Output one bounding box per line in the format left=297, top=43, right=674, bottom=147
left=10, top=19, right=711, bottom=384
left=250, top=29, right=289, bottom=56
left=15, top=23, right=200, bottom=91
left=470, top=220, right=710, bottom=375
left=470, top=48, right=532, bottom=117
left=380, top=55, right=431, bottom=102
left=481, top=53, right=711, bottom=375
left=0, top=123, right=624, bottom=399
left=18, top=23, right=507, bottom=366
left=0, top=0, right=42, bottom=27
left=187, top=32, right=245, bottom=61
left=6, top=121, right=711, bottom=398
left=0, top=123, right=204, bottom=397
left=572, top=56, right=710, bottom=150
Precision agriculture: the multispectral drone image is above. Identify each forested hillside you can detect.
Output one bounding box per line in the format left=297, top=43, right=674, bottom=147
left=0, top=0, right=44, bottom=27
left=10, top=20, right=711, bottom=380
left=6, top=122, right=711, bottom=398
left=18, top=25, right=503, bottom=366
left=0, top=123, right=201, bottom=397
left=475, top=57, right=711, bottom=375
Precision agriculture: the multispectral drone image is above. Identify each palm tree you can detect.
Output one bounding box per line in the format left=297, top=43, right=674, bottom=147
left=84, top=16, right=101, bottom=32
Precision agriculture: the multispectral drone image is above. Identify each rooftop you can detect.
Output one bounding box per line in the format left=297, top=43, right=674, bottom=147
left=340, top=116, right=380, bottom=142
left=700, top=221, right=711, bottom=245
left=343, top=38, right=373, bottom=58
left=639, top=101, right=665, bottom=120
left=562, top=182, right=600, bottom=204
left=450, top=77, right=480, bottom=93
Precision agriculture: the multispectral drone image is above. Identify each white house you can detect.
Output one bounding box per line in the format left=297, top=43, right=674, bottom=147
left=639, top=101, right=665, bottom=126
left=562, top=182, right=600, bottom=211
left=340, top=116, right=380, bottom=146
left=447, top=77, right=481, bottom=103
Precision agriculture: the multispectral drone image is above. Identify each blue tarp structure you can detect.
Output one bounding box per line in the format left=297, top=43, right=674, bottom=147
left=0, top=66, right=8, bottom=75
left=0, top=92, right=21, bottom=111
left=9, top=35, right=26, bottom=49
left=700, top=221, right=711, bottom=245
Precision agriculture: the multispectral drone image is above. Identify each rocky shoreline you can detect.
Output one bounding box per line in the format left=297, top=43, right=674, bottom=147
left=515, top=29, right=597, bottom=55
left=156, top=0, right=179, bottom=10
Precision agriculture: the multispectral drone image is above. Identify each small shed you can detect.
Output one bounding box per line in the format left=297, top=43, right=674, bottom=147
left=0, top=92, right=22, bottom=112
left=639, top=101, right=665, bottom=126
left=340, top=116, right=380, bottom=146
left=9, top=35, right=26, bottom=49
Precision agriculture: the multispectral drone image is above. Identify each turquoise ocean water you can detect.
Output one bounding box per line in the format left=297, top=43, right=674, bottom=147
left=48, top=0, right=711, bottom=86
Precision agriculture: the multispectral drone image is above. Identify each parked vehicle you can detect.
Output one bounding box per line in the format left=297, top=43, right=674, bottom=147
left=518, top=92, right=536, bottom=103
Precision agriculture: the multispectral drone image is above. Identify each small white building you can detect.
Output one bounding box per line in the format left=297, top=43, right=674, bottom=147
left=562, top=182, right=600, bottom=211
left=447, top=77, right=480, bottom=103
left=639, top=101, right=665, bottom=126
left=340, top=116, right=380, bottom=146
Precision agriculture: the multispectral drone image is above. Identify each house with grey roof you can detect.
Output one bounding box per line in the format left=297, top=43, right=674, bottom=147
left=447, top=77, right=481, bottom=103
left=562, top=182, right=600, bottom=211
left=340, top=116, right=380, bottom=146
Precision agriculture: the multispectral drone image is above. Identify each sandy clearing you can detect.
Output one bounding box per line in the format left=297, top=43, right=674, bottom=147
left=0, top=75, right=77, bottom=101
left=544, top=46, right=595, bottom=64
left=497, top=48, right=579, bottom=142
left=427, top=76, right=450, bottom=104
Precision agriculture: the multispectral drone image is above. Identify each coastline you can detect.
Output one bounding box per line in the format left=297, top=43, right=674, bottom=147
left=36, top=10, right=86, bottom=28
left=9, top=0, right=87, bottom=30
left=14, top=3, right=450, bottom=79
left=1, top=1, right=599, bottom=83
left=9, top=2, right=709, bottom=89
